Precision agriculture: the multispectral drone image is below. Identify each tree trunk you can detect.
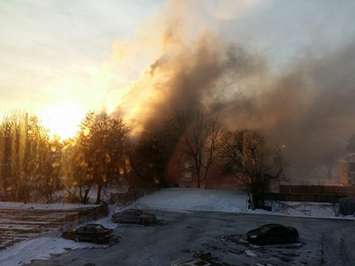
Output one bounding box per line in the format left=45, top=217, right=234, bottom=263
left=79, top=186, right=83, bottom=202
left=83, top=187, right=90, bottom=204
left=96, top=184, right=103, bottom=204
left=248, top=192, right=255, bottom=210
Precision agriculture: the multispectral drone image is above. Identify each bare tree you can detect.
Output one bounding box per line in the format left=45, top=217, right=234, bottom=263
left=221, top=130, right=284, bottom=208
left=183, top=110, right=224, bottom=188
left=129, top=130, right=168, bottom=187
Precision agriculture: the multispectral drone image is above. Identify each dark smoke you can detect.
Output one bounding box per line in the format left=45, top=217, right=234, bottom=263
left=116, top=0, right=355, bottom=182
left=220, top=41, right=355, bottom=180
left=142, top=34, right=266, bottom=131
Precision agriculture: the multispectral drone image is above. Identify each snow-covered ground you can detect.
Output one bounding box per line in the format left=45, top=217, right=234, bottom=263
left=1, top=188, right=354, bottom=265
left=0, top=202, right=98, bottom=210
left=132, top=188, right=249, bottom=213
left=21, top=209, right=355, bottom=266
left=268, top=200, right=337, bottom=217
left=0, top=236, right=100, bottom=266
left=132, top=188, right=355, bottom=220
left=0, top=201, right=106, bottom=265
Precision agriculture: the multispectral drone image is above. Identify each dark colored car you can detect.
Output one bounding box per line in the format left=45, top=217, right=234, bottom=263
left=246, top=224, right=299, bottom=245
left=62, top=224, right=113, bottom=244
left=112, top=208, right=157, bottom=225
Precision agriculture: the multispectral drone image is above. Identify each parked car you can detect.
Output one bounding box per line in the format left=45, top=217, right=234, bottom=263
left=62, top=224, right=113, bottom=244
left=112, top=208, right=158, bottom=225
left=246, top=224, right=299, bottom=245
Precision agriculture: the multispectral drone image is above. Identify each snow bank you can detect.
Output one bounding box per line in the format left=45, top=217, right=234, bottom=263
left=131, top=188, right=355, bottom=220
left=248, top=201, right=355, bottom=220
left=0, top=202, right=98, bottom=210
left=0, top=237, right=98, bottom=266
left=132, top=188, right=249, bottom=213
left=269, top=201, right=337, bottom=217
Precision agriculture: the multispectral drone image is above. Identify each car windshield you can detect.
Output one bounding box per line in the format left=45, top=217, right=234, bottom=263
left=260, top=226, right=271, bottom=234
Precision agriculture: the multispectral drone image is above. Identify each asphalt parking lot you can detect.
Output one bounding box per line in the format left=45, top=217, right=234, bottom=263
left=27, top=210, right=355, bottom=266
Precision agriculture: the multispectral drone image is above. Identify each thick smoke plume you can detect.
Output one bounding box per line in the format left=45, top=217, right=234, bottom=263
left=114, top=1, right=355, bottom=182
left=222, top=41, right=355, bottom=180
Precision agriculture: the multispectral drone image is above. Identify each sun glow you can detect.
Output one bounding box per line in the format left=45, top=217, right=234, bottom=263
left=39, top=103, right=86, bottom=139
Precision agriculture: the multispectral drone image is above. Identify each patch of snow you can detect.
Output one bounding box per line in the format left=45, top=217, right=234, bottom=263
left=0, top=237, right=99, bottom=266
left=132, top=188, right=249, bottom=213
left=270, top=201, right=336, bottom=217
left=130, top=188, right=355, bottom=220
left=249, top=200, right=355, bottom=220
left=245, top=249, right=257, bottom=257
left=91, top=216, right=117, bottom=230
left=0, top=202, right=98, bottom=210
left=82, top=206, right=119, bottom=230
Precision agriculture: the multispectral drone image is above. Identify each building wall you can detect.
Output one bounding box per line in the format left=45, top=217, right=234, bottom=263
left=337, top=153, right=355, bottom=186
left=337, top=159, right=350, bottom=186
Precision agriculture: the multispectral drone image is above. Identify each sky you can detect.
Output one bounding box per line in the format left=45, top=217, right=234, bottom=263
left=1, top=0, right=355, bottom=138
left=0, top=0, right=164, bottom=137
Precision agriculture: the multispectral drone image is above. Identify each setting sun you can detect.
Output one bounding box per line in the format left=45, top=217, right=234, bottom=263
left=39, top=103, right=86, bottom=139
